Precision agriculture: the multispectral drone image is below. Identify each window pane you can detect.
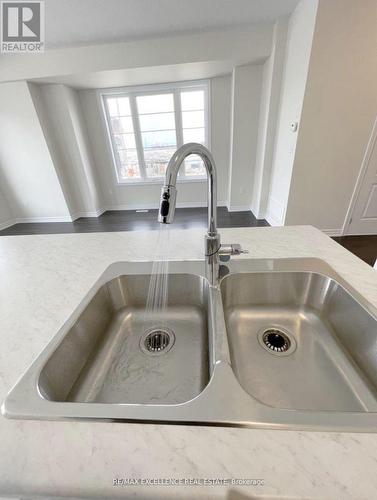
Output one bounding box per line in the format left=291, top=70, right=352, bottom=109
left=117, top=97, right=131, bottom=116
left=118, top=149, right=140, bottom=180
left=105, top=95, right=139, bottom=181
left=185, top=154, right=206, bottom=176
left=181, top=90, right=204, bottom=111
left=106, top=96, right=131, bottom=117
left=114, top=133, right=136, bottom=149
left=142, top=130, right=176, bottom=149
left=183, top=128, right=205, bottom=144
left=144, top=148, right=175, bottom=177
left=106, top=98, right=118, bottom=117
left=182, top=110, right=204, bottom=129
left=137, top=93, right=174, bottom=114
left=104, top=83, right=208, bottom=183
left=139, top=112, right=175, bottom=131
left=110, top=116, right=134, bottom=134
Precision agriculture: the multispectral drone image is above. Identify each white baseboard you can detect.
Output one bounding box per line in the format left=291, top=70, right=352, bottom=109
left=265, top=197, right=285, bottom=227
left=0, top=218, right=16, bottom=231
left=265, top=211, right=283, bottom=227
left=71, top=208, right=106, bottom=220
left=1, top=209, right=106, bottom=228
left=104, top=201, right=227, bottom=211
left=0, top=215, right=74, bottom=231
left=14, top=215, right=73, bottom=223
left=321, top=228, right=344, bottom=237
left=250, top=206, right=266, bottom=220
left=227, top=205, right=252, bottom=212
left=1, top=202, right=235, bottom=231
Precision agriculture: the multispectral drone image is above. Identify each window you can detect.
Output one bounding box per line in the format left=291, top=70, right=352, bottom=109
left=102, top=81, right=209, bottom=183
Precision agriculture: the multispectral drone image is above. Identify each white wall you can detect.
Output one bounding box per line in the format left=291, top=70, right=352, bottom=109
left=80, top=75, right=233, bottom=209
left=209, top=75, right=232, bottom=205
left=251, top=16, right=289, bottom=219
left=31, top=83, right=104, bottom=218
left=67, top=87, right=104, bottom=215
left=228, top=64, right=263, bottom=211
left=0, top=25, right=273, bottom=83
left=285, top=0, right=377, bottom=234
left=0, top=188, right=13, bottom=230
left=266, top=0, right=319, bottom=225
left=0, top=81, right=71, bottom=222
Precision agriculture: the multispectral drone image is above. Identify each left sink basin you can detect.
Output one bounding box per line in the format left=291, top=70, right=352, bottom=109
left=40, top=273, right=210, bottom=406
left=3, top=262, right=214, bottom=421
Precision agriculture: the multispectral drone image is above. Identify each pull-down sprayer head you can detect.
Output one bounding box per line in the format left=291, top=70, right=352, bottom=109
left=158, top=143, right=218, bottom=233
left=158, top=185, right=177, bottom=224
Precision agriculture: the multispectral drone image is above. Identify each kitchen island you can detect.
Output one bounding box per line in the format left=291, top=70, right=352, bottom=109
left=0, top=226, right=376, bottom=499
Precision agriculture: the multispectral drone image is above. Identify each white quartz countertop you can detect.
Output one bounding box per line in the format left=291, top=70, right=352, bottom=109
left=1, top=225, right=377, bottom=499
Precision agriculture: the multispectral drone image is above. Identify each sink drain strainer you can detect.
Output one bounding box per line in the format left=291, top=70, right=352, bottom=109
left=140, top=327, right=175, bottom=355
left=258, top=327, right=296, bottom=356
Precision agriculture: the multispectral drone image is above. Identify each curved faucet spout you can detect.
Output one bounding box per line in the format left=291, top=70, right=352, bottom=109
left=158, top=143, right=218, bottom=236
left=157, top=143, right=246, bottom=286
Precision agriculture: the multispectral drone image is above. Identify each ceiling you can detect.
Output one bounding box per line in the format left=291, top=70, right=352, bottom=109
left=44, top=0, right=299, bottom=49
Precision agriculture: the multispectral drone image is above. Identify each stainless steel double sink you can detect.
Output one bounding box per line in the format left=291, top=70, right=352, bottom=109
left=3, top=258, right=377, bottom=431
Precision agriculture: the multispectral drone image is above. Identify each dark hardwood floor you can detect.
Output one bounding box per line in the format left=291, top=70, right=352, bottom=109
left=0, top=207, right=269, bottom=236
left=333, top=235, right=377, bottom=267
left=1, top=209, right=375, bottom=268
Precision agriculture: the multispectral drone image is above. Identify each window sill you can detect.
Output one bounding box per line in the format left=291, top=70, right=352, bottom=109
left=116, top=177, right=207, bottom=186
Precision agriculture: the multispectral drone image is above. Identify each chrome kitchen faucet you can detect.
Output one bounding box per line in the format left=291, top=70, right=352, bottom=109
left=158, top=143, right=247, bottom=285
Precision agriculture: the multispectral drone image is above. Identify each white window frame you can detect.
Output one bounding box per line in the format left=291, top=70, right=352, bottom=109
left=99, top=79, right=211, bottom=185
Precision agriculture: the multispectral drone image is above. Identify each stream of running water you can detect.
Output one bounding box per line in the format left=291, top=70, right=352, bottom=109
left=144, top=224, right=171, bottom=331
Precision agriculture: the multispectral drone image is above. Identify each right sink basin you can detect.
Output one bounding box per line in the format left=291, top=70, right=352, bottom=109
left=221, top=270, right=377, bottom=412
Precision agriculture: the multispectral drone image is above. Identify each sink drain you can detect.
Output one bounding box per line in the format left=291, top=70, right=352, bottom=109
left=258, top=327, right=296, bottom=356
left=263, top=329, right=290, bottom=352
left=140, top=327, right=175, bottom=355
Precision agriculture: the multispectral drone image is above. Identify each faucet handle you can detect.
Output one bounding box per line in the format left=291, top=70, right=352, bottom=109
left=219, top=243, right=248, bottom=262
left=230, top=243, right=249, bottom=256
